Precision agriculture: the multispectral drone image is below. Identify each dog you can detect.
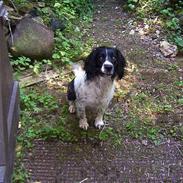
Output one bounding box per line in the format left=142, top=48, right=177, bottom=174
left=67, top=46, right=126, bottom=130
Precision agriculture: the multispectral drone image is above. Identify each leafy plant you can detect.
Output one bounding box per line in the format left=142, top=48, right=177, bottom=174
left=127, top=0, right=138, bottom=10
left=178, top=98, right=183, bottom=105
left=38, top=122, right=74, bottom=141
left=10, top=56, right=32, bottom=71
left=175, top=80, right=183, bottom=87
left=99, top=127, right=122, bottom=147
left=52, top=30, right=84, bottom=64
left=12, top=163, right=28, bottom=183
left=166, top=17, right=180, bottom=30
left=125, top=0, right=183, bottom=50
left=20, top=89, right=58, bottom=113
left=11, top=56, right=52, bottom=74
left=173, top=36, right=183, bottom=48
left=125, top=116, right=160, bottom=143
left=99, top=127, right=113, bottom=141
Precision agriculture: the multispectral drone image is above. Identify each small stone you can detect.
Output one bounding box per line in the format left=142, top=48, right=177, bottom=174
left=160, top=40, right=178, bottom=57
left=144, top=24, right=149, bottom=30
left=38, top=2, right=45, bottom=8
left=156, top=30, right=160, bottom=35
left=142, top=140, right=148, bottom=146
left=139, top=28, right=145, bottom=36
left=129, top=30, right=135, bottom=35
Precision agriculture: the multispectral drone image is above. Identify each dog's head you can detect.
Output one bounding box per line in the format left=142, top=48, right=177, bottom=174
left=84, top=46, right=126, bottom=80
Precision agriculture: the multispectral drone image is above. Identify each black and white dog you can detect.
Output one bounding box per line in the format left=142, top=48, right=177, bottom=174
left=67, top=46, right=126, bottom=130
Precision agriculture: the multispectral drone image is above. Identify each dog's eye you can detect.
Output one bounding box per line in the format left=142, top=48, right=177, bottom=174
left=112, top=56, right=116, bottom=61
left=99, top=56, right=103, bottom=61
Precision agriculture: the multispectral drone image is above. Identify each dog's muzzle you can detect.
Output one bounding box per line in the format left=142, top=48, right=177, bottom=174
left=102, top=63, right=114, bottom=75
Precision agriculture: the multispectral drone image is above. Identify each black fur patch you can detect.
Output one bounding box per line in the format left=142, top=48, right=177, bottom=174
left=112, top=48, right=126, bottom=80
left=84, top=46, right=126, bottom=81
left=84, top=47, right=101, bottom=80
left=67, top=79, right=76, bottom=101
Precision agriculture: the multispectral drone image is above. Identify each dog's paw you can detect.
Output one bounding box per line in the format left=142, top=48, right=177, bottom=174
left=95, top=120, right=104, bottom=129
left=79, top=119, right=89, bottom=130
left=69, top=105, right=76, bottom=114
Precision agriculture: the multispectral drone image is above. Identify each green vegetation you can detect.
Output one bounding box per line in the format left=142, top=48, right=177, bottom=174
left=13, top=89, right=59, bottom=182
left=11, top=0, right=93, bottom=73
left=125, top=0, right=183, bottom=50
left=10, top=56, right=52, bottom=74
left=12, top=0, right=93, bottom=182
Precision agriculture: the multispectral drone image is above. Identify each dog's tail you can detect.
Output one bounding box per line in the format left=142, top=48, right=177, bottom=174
left=72, top=63, right=85, bottom=77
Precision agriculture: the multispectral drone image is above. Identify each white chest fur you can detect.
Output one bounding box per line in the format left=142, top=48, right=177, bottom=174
left=74, top=71, right=115, bottom=109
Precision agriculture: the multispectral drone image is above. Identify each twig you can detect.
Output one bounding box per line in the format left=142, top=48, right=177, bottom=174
left=8, top=20, right=14, bottom=44
left=167, top=164, right=170, bottom=177
left=79, top=178, right=88, bottom=183
left=99, top=120, right=109, bottom=137
left=176, top=145, right=183, bottom=157
left=9, top=0, right=18, bottom=13
left=19, top=69, right=59, bottom=87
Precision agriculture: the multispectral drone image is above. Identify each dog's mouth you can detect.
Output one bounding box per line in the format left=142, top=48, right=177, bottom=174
left=103, top=71, right=113, bottom=76
left=101, top=68, right=114, bottom=76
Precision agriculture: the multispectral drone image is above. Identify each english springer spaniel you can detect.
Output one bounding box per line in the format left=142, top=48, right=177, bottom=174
left=67, top=46, right=126, bottom=130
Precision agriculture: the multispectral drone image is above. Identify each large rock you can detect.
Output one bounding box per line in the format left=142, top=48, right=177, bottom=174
left=8, top=17, right=54, bottom=59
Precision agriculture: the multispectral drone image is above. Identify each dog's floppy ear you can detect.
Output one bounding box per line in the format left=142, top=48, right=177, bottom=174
left=84, top=48, right=98, bottom=80
left=115, top=49, right=126, bottom=80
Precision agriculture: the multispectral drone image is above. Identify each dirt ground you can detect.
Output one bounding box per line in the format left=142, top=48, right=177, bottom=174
left=24, top=0, right=183, bottom=182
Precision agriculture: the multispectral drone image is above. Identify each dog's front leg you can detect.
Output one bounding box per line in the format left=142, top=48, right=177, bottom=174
left=94, top=108, right=105, bottom=129
left=76, top=102, right=89, bottom=130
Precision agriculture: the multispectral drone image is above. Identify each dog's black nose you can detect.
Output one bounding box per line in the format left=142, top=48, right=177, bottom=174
left=104, top=64, right=113, bottom=71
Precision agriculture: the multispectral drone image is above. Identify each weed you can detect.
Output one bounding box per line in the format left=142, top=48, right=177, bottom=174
left=10, top=56, right=32, bottom=71
left=167, top=63, right=178, bottom=71
left=156, top=103, right=173, bottom=113
left=20, top=89, right=58, bottom=113
left=99, top=127, right=122, bottom=147
left=40, top=0, right=93, bottom=65
left=10, top=56, right=52, bottom=74
left=39, top=124, right=74, bottom=141
left=125, top=115, right=161, bottom=143
left=12, top=163, right=28, bottom=183
left=52, top=30, right=85, bottom=64
left=169, top=126, right=183, bottom=140
left=166, top=17, right=180, bottom=31
left=99, top=127, right=113, bottom=141
left=175, top=80, right=183, bottom=87
left=177, top=98, right=183, bottom=105
left=38, top=115, right=74, bottom=141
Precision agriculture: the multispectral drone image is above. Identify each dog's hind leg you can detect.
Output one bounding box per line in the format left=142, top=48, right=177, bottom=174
left=67, top=79, right=76, bottom=113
